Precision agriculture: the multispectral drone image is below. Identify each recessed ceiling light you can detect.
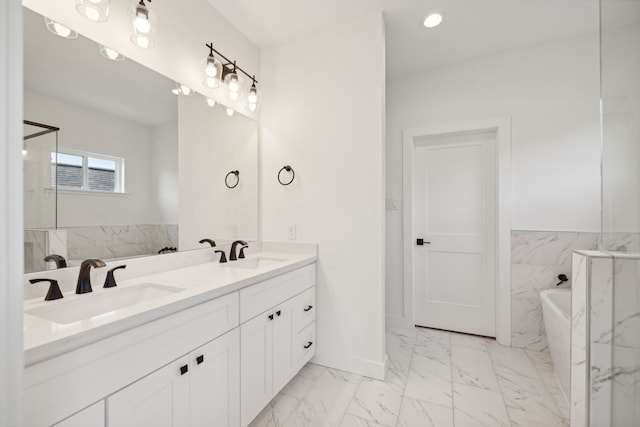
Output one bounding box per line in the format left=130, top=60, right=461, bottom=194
left=423, top=13, right=444, bottom=28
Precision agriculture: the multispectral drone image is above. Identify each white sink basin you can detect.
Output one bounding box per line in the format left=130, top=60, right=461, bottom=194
left=26, top=283, right=184, bottom=325
left=225, top=257, right=285, bottom=270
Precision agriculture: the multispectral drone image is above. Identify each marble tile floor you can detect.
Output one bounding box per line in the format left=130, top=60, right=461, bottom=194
left=250, top=327, right=570, bottom=427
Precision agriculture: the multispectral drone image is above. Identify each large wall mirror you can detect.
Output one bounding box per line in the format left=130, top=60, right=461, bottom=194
left=23, top=7, right=258, bottom=273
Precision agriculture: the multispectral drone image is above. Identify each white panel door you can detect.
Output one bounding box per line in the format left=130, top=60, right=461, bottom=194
left=107, top=356, right=190, bottom=427
left=190, top=328, right=240, bottom=427
left=240, top=311, right=273, bottom=426
left=54, top=401, right=104, bottom=427
left=413, top=132, right=497, bottom=337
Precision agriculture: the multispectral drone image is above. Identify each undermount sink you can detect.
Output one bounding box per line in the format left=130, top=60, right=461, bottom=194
left=26, top=283, right=184, bottom=325
left=225, top=257, right=285, bottom=270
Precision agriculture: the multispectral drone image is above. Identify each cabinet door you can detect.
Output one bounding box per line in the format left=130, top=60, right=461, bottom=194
left=240, top=311, right=273, bottom=427
left=190, top=328, right=240, bottom=427
left=272, top=297, right=298, bottom=393
left=54, top=401, right=104, bottom=427
left=107, top=356, right=190, bottom=427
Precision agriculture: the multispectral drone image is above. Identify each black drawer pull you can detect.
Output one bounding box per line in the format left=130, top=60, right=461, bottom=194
left=304, top=305, right=313, bottom=312
left=304, top=341, right=313, bottom=349
left=268, top=313, right=274, bottom=320
left=196, top=355, right=204, bottom=365
left=276, top=310, right=282, bottom=317
left=180, top=364, right=189, bottom=375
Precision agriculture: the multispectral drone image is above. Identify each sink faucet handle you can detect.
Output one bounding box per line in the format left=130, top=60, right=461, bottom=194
left=239, top=245, right=249, bottom=259
left=199, top=239, right=216, bottom=247
left=215, top=250, right=227, bottom=263
left=29, top=278, right=64, bottom=301
left=104, top=265, right=127, bottom=288
left=44, top=254, right=67, bottom=269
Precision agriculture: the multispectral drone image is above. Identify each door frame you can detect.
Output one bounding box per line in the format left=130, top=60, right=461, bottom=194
left=402, top=117, right=512, bottom=346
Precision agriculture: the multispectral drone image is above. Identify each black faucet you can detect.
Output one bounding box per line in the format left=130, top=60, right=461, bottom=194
left=76, top=259, right=106, bottom=294
left=29, top=278, right=64, bottom=301
left=44, top=254, right=67, bottom=269
left=229, top=240, right=247, bottom=261
left=104, top=265, right=126, bottom=288
left=199, top=239, right=216, bottom=247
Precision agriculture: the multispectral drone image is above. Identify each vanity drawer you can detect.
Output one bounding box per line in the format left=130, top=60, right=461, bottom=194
left=295, top=322, right=316, bottom=371
left=294, top=287, right=316, bottom=332
left=240, top=264, right=316, bottom=323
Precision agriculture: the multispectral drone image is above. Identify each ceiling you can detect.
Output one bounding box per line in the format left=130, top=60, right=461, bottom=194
left=24, top=8, right=177, bottom=128
left=206, top=0, right=601, bottom=77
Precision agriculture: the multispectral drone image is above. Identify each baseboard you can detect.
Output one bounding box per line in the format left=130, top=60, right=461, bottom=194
left=311, top=352, right=387, bottom=380
left=386, top=314, right=413, bottom=330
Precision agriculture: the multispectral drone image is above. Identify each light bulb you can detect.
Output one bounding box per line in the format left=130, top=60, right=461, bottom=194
left=248, top=103, right=257, bottom=112
left=99, top=45, right=125, bottom=61
left=248, top=85, right=258, bottom=104
left=229, top=77, right=239, bottom=93
left=171, top=88, right=180, bottom=95
left=180, top=85, right=192, bottom=95
left=226, top=108, right=234, bottom=117
left=204, top=77, right=220, bottom=89
left=135, top=15, right=151, bottom=33
left=206, top=98, right=216, bottom=107
left=105, top=48, right=118, bottom=60
left=22, top=147, right=28, bottom=157
left=205, top=57, right=218, bottom=78
left=132, top=34, right=150, bottom=48
left=85, top=7, right=100, bottom=21
left=423, top=13, right=444, bottom=28
left=76, top=0, right=110, bottom=22
left=54, top=23, right=73, bottom=37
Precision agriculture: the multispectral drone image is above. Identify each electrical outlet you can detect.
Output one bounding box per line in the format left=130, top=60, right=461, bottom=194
left=288, top=225, right=296, bottom=240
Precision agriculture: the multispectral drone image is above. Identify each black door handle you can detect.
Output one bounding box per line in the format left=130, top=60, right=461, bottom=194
left=196, top=355, right=204, bottom=365
left=180, top=364, right=189, bottom=375
left=416, top=238, right=431, bottom=246
left=304, top=341, right=313, bottom=349
left=304, top=305, right=313, bottom=312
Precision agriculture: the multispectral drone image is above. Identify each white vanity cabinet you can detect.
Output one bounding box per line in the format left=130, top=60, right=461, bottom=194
left=53, top=402, right=104, bottom=427
left=107, top=328, right=240, bottom=427
left=240, top=265, right=317, bottom=426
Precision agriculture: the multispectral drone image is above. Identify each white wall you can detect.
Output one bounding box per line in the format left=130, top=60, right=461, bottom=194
left=0, top=0, right=24, bottom=423
left=260, top=13, right=386, bottom=378
left=386, top=33, right=601, bottom=324
left=24, top=90, right=175, bottom=227
left=150, top=121, right=179, bottom=225
left=178, top=94, right=258, bottom=251
left=23, top=0, right=259, bottom=118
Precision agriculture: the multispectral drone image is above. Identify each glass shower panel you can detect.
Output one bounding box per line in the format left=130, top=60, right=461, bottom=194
left=600, top=1, right=640, bottom=426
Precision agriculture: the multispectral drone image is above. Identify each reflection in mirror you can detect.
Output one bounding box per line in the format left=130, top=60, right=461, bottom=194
left=23, top=7, right=259, bottom=273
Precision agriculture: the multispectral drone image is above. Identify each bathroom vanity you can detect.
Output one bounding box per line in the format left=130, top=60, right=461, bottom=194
left=22, top=243, right=317, bottom=427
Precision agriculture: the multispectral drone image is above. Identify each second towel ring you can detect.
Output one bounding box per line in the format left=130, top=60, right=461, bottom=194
left=225, top=170, right=240, bottom=189
left=278, top=165, right=295, bottom=185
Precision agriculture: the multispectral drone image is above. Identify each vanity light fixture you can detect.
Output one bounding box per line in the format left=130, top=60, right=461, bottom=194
left=423, top=12, right=444, bottom=28
left=206, top=98, right=216, bottom=107
left=99, top=45, right=125, bottom=61
left=205, top=43, right=259, bottom=111
left=76, top=0, right=110, bottom=22
left=131, top=0, right=154, bottom=49
left=44, top=18, right=78, bottom=39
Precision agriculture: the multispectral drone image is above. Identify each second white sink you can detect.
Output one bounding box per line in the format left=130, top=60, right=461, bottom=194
left=26, top=283, right=184, bottom=325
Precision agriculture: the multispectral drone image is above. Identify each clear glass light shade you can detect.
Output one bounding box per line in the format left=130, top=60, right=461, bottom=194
left=206, top=98, right=216, bottom=107
left=205, top=56, right=222, bottom=78
left=99, top=45, right=125, bottom=61
left=248, top=85, right=258, bottom=104
left=224, top=72, right=239, bottom=93
left=131, top=3, right=155, bottom=48
left=44, top=18, right=78, bottom=39
left=171, top=83, right=193, bottom=95
left=226, top=107, right=234, bottom=117
left=76, top=0, right=110, bottom=22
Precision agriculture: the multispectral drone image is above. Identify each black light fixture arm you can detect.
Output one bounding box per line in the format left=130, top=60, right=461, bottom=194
left=205, top=43, right=257, bottom=84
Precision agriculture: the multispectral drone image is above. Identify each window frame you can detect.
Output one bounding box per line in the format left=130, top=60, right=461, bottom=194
left=51, top=148, right=125, bottom=194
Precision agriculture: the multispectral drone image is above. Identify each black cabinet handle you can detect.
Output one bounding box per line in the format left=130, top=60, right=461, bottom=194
left=180, top=364, right=189, bottom=375
left=304, top=341, right=313, bottom=349
left=416, top=238, right=431, bottom=246
left=276, top=310, right=281, bottom=317
left=196, top=355, right=204, bottom=365
left=268, top=314, right=274, bottom=320
left=304, top=305, right=313, bottom=312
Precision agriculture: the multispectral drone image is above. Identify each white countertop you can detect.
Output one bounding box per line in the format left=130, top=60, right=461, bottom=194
left=23, top=250, right=317, bottom=366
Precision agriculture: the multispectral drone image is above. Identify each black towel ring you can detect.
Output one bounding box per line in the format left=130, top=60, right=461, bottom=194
left=225, top=170, right=240, bottom=189
left=278, top=165, right=295, bottom=186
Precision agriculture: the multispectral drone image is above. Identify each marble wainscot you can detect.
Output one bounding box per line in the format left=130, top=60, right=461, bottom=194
left=511, top=230, right=598, bottom=351
left=24, top=229, right=68, bottom=272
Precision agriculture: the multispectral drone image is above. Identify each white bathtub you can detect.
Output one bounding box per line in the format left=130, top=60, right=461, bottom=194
left=540, top=288, right=571, bottom=401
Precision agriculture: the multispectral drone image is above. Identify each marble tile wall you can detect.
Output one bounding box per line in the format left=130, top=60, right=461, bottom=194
left=24, top=229, right=68, bottom=273
left=511, top=230, right=599, bottom=351
left=63, top=224, right=178, bottom=261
